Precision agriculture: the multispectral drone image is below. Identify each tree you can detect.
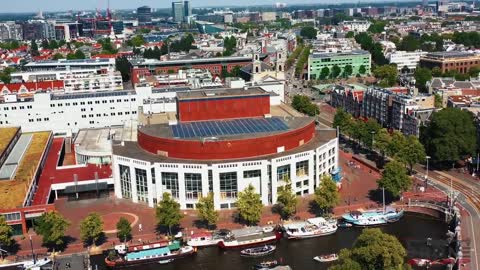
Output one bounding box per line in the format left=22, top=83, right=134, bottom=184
left=373, top=128, right=391, bottom=162
left=396, top=135, right=426, bottom=173
left=30, top=40, right=39, bottom=57
left=156, top=193, right=183, bottom=235
left=414, top=67, right=432, bottom=93
left=291, top=95, right=319, bottom=116
left=130, top=35, right=145, bottom=47
left=330, top=228, right=407, bottom=270
left=300, top=26, right=317, bottom=39
left=373, top=65, right=398, bottom=87
left=80, top=213, right=104, bottom=246
left=468, top=66, right=480, bottom=78
left=275, top=178, right=297, bottom=219
left=236, top=184, right=263, bottom=225
left=35, top=211, right=70, bottom=251
left=319, top=66, right=330, bottom=80
left=368, top=20, right=387, bottom=33
left=333, top=108, right=353, bottom=135
left=74, top=50, right=86, bottom=59
left=398, top=35, right=421, bottom=51
left=314, top=175, right=339, bottom=214
left=359, top=65, right=366, bottom=75
left=331, top=65, right=341, bottom=78
left=329, top=250, right=362, bottom=270
left=345, top=31, right=355, bottom=38
left=116, top=217, right=132, bottom=242
left=432, top=66, right=442, bottom=77
left=386, top=131, right=407, bottom=158
left=434, top=93, right=443, bottom=108
left=362, top=118, right=382, bottom=148
left=421, top=108, right=477, bottom=165
left=115, top=56, right=131, bottom=82
left=52, top=53, right=64, bottom=60
left=0, top=67, right=15, bottom=84
left=0, top=216, right=13, bottom=249
left=196, top=192, right=218, bottom=228
left=343, top=64, right=353, bottom=78
left=378, top=160, right=411, bottom=198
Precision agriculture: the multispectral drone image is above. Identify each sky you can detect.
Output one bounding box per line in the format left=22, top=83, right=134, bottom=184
left=2, top=0, right=359, bottom=13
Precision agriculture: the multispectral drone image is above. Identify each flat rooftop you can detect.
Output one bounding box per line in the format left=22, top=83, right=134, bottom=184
left=311, top=50, right=370, bottom=59
left=423, top=51, right=477, bottom=59
left=113, top=129, right=337, bottom=164
left=25, top=58, right=114, bottom=67
left=130, top=56, right=253, bottom=67
left=0, top=131, right=50, bottom=210
left=139, top=116, right=313, bottom=141
left=176, top=87, right=268, bottom=100
left=0, top=127, right=19, bottom=158
left=75, top=126, right=137, bottom=155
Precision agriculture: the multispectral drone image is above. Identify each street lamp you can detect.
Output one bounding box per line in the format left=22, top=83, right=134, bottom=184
left=425, top=156, right=431, bottom=188
left=29, top=235, right=36, bottom=264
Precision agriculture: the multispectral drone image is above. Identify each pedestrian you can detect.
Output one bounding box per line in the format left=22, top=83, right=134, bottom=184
left=139, top=223, right=142, bottom=232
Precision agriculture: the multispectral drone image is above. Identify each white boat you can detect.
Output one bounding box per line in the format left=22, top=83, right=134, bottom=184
left=0, top=257, right=52, bottom=270
left=314, top=254, right=338, bottom=262
left=158, top=259, right=173, bottom=264
left=187, top=230, right=227, bottom=247
left=284, top=217, right=337, bottom=239
left=240, top=245, right=276, bottom=257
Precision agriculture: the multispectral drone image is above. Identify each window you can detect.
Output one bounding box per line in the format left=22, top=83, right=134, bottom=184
left=119, top=165, right=132, bottom=199
left=208, top=170, right=213, bottom=192
left=87, top=101, right=92, bottom=105
left=2, top=212, right=21, bottom=222
left=296, top=160, right=309, bottom=177
left=277, top=165, right=290, bottom=182
left=185, top=173, right=202, bottom=199
left=151, top=168, right=156, bottom=184
left=135, top=168, right=148, bottom=203
left=243, top=170, right=261, bottom=178
left=219, top=172, right=237, bottom=199
left=161, top=172, right=179, bottom=198
left=80, top=102, right=85, bottom=105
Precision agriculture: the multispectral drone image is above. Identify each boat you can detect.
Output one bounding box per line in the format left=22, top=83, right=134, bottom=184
left=314, top=254, right=338, bottom=262
left=337, top=222, right=352, bottom=228
left=105, top=240, right=196, bottom=267
left=187, top=230, right=228, bottom=247
left=342, top=207, right=404, bottom=226
left=407, top=258, right=431, bottom=267
left=254, top=260, right=281, bottom=269
left=158, top=259, right=173, bottom=264
left=218, top=226, right=282, bottom=249
left=240, top=245, right=276, bottom=257
left=283, top=217, right=337, bottom=239
left=0, top=257, right=52, bottom=270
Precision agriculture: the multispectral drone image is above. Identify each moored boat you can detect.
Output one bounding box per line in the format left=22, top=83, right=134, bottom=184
left=283, top=217, right=337, bottom=239
left=218, top=226, right=282, bottom=249
left=314, top=253, right=338, bottom=262
left=105, top=240, right=196, bottom=267
left=187, top=230, right=228, bottom=247
left=254, top=260, right=281, bottom=269
left=337, top=222, right=352, bottom=228
left=240, top=245, right=276, bottom=257
left=342, top=207, right=404, bottom=227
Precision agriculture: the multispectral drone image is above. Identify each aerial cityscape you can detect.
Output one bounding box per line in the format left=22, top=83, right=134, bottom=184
left=0, top=0, right=478, bottom=270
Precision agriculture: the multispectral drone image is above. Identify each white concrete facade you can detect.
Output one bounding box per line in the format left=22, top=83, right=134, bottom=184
left=112, top=137, right=339, bottom=210
left=387, top=51, right=427, bottom=72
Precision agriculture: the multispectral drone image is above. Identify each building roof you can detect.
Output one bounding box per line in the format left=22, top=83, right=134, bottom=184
left=424, top=51, right=476, bottom=59
left=176, top=87, right=267, bottom=100
left=310, top=50, right=370, bottom=59
left=74, top=128, right=122, bottom=157
left=129, top=56, right=256, bottom=67
left=0, top=127, right=19, bottom=158
left=0, top=81, right=64, bottom=94
left=113, top=128, right=337, bottom=164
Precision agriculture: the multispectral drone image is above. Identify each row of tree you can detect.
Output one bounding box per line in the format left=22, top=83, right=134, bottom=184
left=286, top=44, right=304, bottom=69
left=291, top=95, right=319, bottom=116
left=354, top=33, right=388, bottom=66
left=295, top=45, right=311, bottom=78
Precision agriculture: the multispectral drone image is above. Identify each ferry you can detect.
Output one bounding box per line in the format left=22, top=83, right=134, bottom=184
left=283, top=217, right=338, bottom=239
left=342, top=207, right=404, bottom=227
left=218, top=226, right=282, bottom=249
left=187, top=230, right=228, bottom=247
left=105, top=240, right=196, bottom=267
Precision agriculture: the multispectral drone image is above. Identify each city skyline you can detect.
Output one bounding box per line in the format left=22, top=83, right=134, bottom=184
left=4, top=0, right=407, bottom=13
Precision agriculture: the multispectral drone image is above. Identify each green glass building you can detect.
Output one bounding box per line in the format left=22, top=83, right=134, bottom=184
left=308, top=50, right=371, bottom=80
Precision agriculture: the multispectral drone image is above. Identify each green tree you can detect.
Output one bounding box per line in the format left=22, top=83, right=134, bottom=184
left=343, top=64, right=353, bottom=78
left=30, top=40, right=39, bottom=57
left=414, top=67, right=432, bottom=93
left=386, top=131, right=407, bottom=158
left=373, top=65, right=398, bottom=87
left=0, top=67, right=15, bottom=84
left=116, top=217, right=132, bottom=242
left=80, top=213, right=104, bottom=246
left=330, top=228, right=407, bottom=270
left=319, top=66, right=330, bottom=80
left=156, top=192, right=184, bottom=235
left=74, top=50, right=86, bottom=59
left=368, top=20, right=387, bottom=33
left=275, top=178, right=297, bottom=219
left=115, top=56, right=131, bottom=82
left=398, top=35, right=421, bottom=51
left=130, top=35, right=145, bottom=47
left=35, top=211, right=70, bottom=251
left=362, top=118, right=382, bottom=148
left=236, top=184, right=263, bottom=225
left=359, top=65, right=366, bottom=75
left=396, top=135, right=426, bottom=173
left=373, top=128, right=391, bottom=162
left=0, top=216, right=13, bottom=249
left=432, top=66, right=442, bottom=77
left=333, top=108, right=353, bottom=135
left=314, top=175, right=339, bottom=214
left=468, top=66, right=480, bottom=78
left=421, top=108, right=477, bottom=165
left=434, top=93, right=443, bottom=108
left=331, top=65, right=341, bottom=78
left=345, top=31, right=355, bottom=38
left=291, top=95, right=319, bottom=116
left=300, top=26, right=317, bottom=39
left=196, top=192, right=218, bottom=228
left=52, top=53, right=64, bottom=60
left=378, top=160, right=411, bottom=198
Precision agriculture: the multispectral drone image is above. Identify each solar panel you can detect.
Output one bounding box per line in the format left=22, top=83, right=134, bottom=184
left=171, top=118, right=289, bottom=139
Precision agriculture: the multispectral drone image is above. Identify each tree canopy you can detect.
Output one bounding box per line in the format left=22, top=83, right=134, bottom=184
left=236, top=184, right=263, bottom=225
left=0, top=216, right=13, bottom=248
left=80, top=213, right=104, bottom=246
left=275, top=178, right=297, bottom=219
left=396, top=135, right=426, bottom=172
left=196, top=192, right=219, bottom=228
left=291, top=95, right=319, bottom=116
left=378, top=160, right=412, bottom=198
left=421, top=108, right=477, bottom=164
left=35, top=211, right=70, bottom=251
left=116, top=217, right=132, bottom=242
left=373, top=65, right=398, bottom=87
left=156, top=192, right=184, bottom=235
left=115, top=56, right=131, bottom=82
left=329, top=228, right=407, bottom=270
left=314, top=175, right=339, bottom=214
left=300, top=26, right=317, bottom=39
left=414, top=67, right=432, bottom=93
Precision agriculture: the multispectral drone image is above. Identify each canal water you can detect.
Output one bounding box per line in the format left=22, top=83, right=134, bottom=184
left=90, top=213, right=450, bottom=270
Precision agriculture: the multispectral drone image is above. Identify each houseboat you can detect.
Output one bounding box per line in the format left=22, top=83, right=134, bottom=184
left=187, top=230, right=228, bottom=247
left=283, top=217, right=338, bottom=239
left=218, top=226, right=282, bottom=249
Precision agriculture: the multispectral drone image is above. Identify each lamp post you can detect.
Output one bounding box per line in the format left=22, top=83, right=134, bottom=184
left=29, top=235, right=36, bottom=264
left=425, top=156, right=431, bottom=188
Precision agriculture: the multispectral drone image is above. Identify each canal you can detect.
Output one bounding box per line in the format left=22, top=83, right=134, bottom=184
left=90, top=213, right=450, bottom=270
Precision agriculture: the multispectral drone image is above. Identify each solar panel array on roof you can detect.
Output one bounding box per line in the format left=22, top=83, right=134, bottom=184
left=171, top=118, right=289, bottom=139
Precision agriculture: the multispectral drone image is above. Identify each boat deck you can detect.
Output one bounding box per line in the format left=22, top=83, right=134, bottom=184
left=235, top=231, right=275, bottom=242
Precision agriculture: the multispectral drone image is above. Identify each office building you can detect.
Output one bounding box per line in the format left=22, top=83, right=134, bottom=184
left=172, top=1, right=185, bottom=23
left=0, top=23, right=23, bottom=40
left=386, top=51, right=427, bottom=73
left=420, top=52, right=480, bottom=74
left=137, top=6, right=152, bottom=26
left=308, top=50, right=371, bottom=80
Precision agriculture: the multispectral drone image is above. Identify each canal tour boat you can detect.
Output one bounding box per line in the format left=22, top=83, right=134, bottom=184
left=314, top=253, right=339, bottom=262
left=105, top=240, right=196, bottom=267
left=218, top=226, right=282, bottom=249
left=283, top=217, right=338, bottom=239
left=240, top=245, right=276, bottom=257
left=342, top=207, right=404, bottom=227
left=187, top=230, right=229, bottom=247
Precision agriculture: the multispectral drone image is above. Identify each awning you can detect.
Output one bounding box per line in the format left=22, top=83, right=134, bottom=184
left=63, top=182, right=108, bottom=194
